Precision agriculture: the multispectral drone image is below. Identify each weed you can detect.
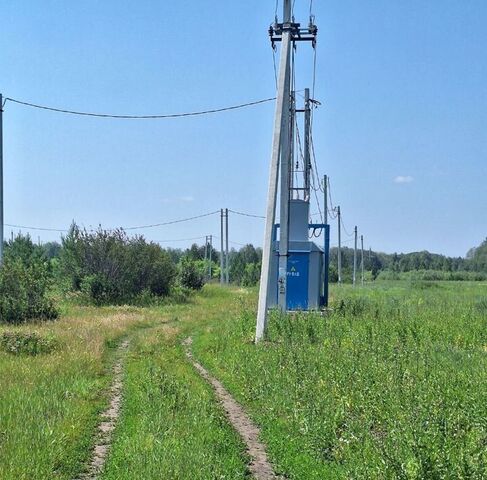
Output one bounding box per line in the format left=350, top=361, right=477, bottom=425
left=0, top=331, right=58, bottom=355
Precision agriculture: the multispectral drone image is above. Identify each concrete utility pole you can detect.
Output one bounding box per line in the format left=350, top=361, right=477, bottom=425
left=361, top=234, right=364, bottom=286
left=323, top=174, right=328, bottom=225
left=255, top=0, right=317, bottom=341
left=337, top=206, right=342, bottom=284
left=289, top=90, right=296, bottom=196
left=304, top=88, right=311, bottom=199
left=220, top=209, right=224, bottom=284
left=225, top=208, right=229, bottom=284
left=0, top=94, right=4, bottom=266
left=209, top=235, right=213, bottom=279
left=277, top=14, right=292, bottom=314
left=255, top=0, right=293, bottom=342
left=353, top=226, right=358, bottom=286
left=204, top=236, right=209, bottom=279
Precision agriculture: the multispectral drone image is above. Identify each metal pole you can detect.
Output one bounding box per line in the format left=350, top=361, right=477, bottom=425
left=255, top=0, right=293, bottom=342
left=361, top=234, right=364, bottom=286
left=0, top=94, right=3, bottom=266
left=324, top=175, right=328, bottom=225
left=337, top=206, right=342, bottom=284
left=220, top=209, right=224, bottom=285
left=353, top=226, right=357, bottom=286
left=225, top=208, right=229, bottom=284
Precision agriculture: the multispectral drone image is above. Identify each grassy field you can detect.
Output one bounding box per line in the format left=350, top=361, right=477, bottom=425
left=100, top=294, right=249, bottom=480
left=1, top=281, right=486, bottom=479
left=0, top=303, right=156, bottom=480
left=192, top=282, right=487, bottom=479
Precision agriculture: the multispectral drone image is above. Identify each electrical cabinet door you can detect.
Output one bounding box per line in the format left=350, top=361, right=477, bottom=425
left=286, top=252, right=309, bottom=310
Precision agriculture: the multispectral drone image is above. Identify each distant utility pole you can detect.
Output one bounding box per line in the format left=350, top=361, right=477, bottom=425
left=0, top=93, right=4, bottom=266
left=353, top=226, right=357, bottom=286
left=204, top=236, right=208, bottom=277
left=361, top=234, right=364, bottom=286
left=209, top=235, right=213, bottom=279
left=323, top=174, right=328, bottom=225
left=220, top=209, right=225, bottom=285
left=225, top=208, right=229, bottom=284
left=337, top=206, right=342, bottom=284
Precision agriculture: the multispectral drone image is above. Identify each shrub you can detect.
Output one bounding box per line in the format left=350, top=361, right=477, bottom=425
left=59, top=225, right=177, bottom=305
left=241, top=262, right=260, bottom=287
left=0, top=331, right=58, bottom=355
left=0, top=256, right=58, bottom=324
left=179, top=256, right=205, bottom=290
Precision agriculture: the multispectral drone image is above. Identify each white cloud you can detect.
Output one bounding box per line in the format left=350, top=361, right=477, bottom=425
left=394, top=175, right=414, bottom=184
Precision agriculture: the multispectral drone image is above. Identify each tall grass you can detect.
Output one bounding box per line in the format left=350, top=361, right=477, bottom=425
left=0, top=304, right=153, bottom=479
left=101, top=323, right=248, bottom=480
left=193, top=282, right=487, bottom=479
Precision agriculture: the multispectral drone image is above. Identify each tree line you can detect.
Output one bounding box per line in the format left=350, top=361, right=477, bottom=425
left=1, top=226, right=485, bottom=324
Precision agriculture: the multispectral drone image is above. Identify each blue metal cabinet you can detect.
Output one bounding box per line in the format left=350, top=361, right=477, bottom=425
left=286, top=253, right=309, bottom=310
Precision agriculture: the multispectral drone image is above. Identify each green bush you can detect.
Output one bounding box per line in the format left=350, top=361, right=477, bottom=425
left=0, top=256, right=58, bottom=324
left=241, top=262, right=260, bottom=287
left=59, top=225, right=177, bottom=305
left=0, top=331, right=58, bottom=355
left=178, top=256, right=205, bottom=290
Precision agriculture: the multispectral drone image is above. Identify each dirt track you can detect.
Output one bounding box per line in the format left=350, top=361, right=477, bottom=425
left=77, top=339, right=130, bottom=480
left=183, top=337, right=280, bottom=480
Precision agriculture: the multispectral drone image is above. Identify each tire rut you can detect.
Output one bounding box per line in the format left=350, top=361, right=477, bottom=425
left=76, top=339, right=130, bottom=480
left=183, top=337, right=281, bottom=480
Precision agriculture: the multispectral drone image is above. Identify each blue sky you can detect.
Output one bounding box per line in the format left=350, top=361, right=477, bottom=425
left=1, top=0, right=486, bottom=257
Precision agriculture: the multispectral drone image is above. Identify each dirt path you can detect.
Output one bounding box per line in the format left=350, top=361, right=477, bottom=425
left=77, top=339, right=130, bottom=480
left=183, top=337, right=281, bottom=480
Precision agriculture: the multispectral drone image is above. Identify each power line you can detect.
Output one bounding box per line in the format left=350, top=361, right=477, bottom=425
left=3, top=96, right=275, bottom=120
left=213, top=234, right=247, bottom=247
left=340, top=214, right=353, bottom=237
left=228, top=209, right=265, bottom=219
left=6, top=223, right=67, bottom=233
left=154, top=235, right=208, bottom=244
left=6, top=210, right=221, bottom=234
left=6, top=208, right=269, bottom=234
left=122, top=210, right=220, bottom=230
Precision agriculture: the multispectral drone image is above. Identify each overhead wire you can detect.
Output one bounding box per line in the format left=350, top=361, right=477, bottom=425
left=3, top=96, right=276, bottom=120
left=121, top=210, right=221, bottom=230
left=272, top=50, right=279, bottom=90
left=228, top=209, right=265, bottom=219
left=340, top=215, right=354, bottom=237
left=6, top=210, right=221, bottom=234
left=6, top=208, right=268, bottom=235
left=6, top=223, right=67, bottom=233
left=154, top=235, right=208, bottom=244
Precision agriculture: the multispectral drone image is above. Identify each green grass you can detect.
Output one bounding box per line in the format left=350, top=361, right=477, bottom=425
left=100, top=319, right=248, bottom=479
left=0, top=304, right=155, bottom=480
left=192, top=282, right=487, bottom=479
left=1, top=282, right=486, bottom=479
